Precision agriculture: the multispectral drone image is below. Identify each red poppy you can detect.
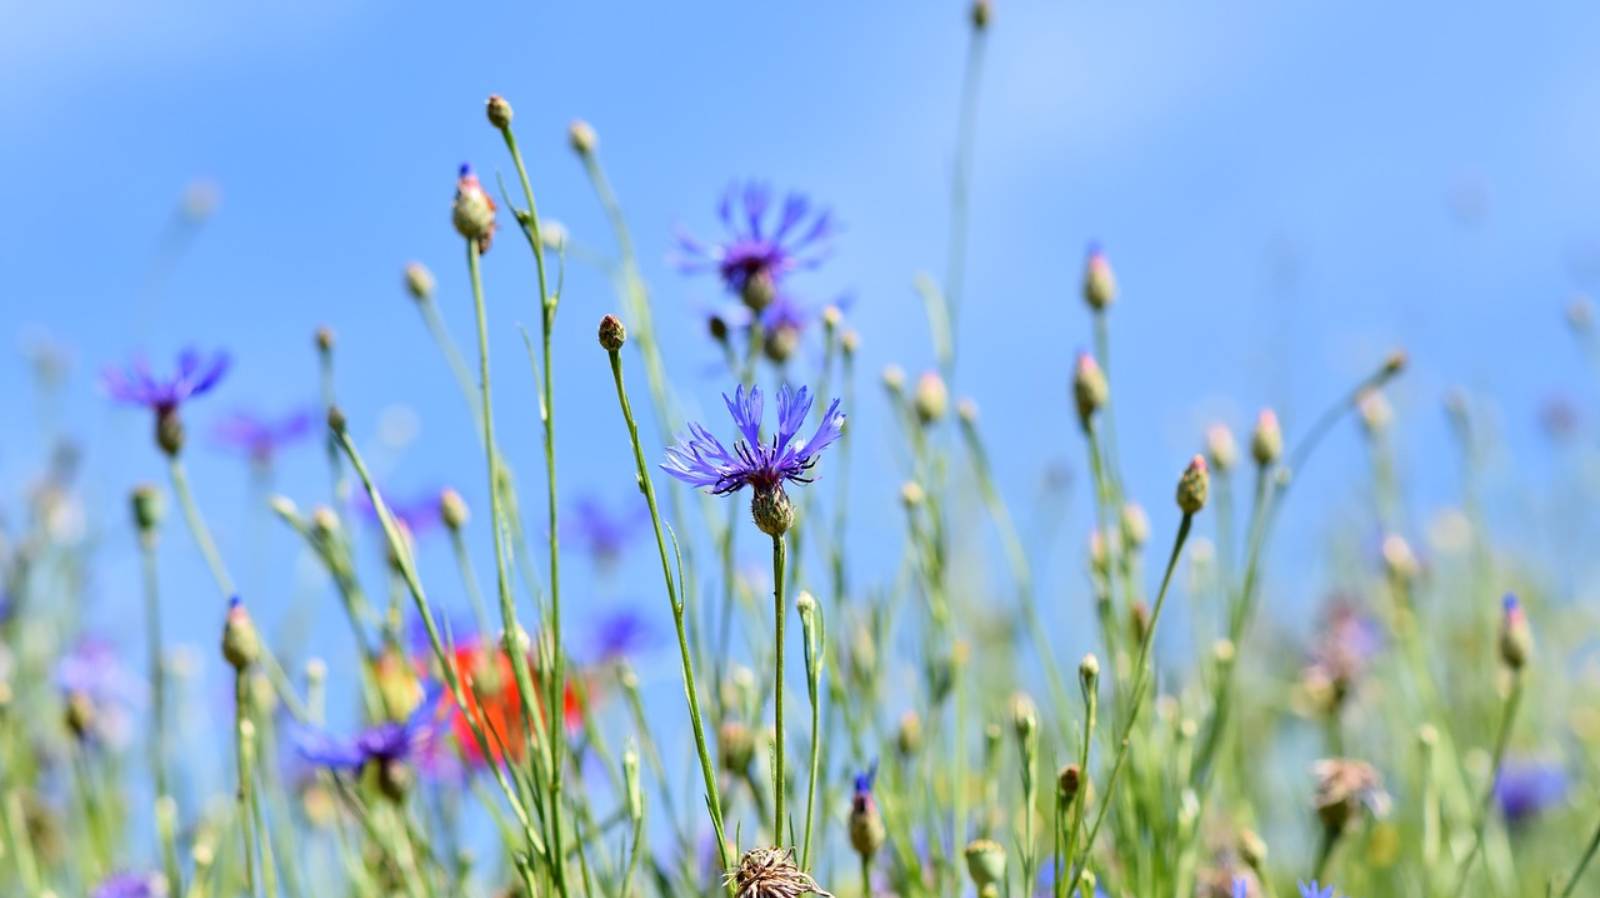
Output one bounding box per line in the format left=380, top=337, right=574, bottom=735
left=440, top=643, right=587, bottom=766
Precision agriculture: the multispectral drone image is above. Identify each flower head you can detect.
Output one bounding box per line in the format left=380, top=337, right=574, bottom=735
left=1494, top=759, right=1569, bottom=825
left=1298, top=882, right=1339, bottom=898
left=56, top=637, right=143, bottom=747
left=213, top=407, right=315, bottom=465
left=725, top=847, right=834, bottom=898
left=663, top=384, right=844, bottom=498
left=564, top=493, right=648, bottom=565
left=675, top=182, right=836, bottom=311
left=102, top=348, right=230, bottom=413
left=92, top=872, right=167, bottom=898
left=297, top=683, right=445, bottom=772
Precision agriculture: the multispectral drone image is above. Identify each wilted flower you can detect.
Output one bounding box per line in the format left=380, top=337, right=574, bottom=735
left=725, top=846, right=834, bottom=898
left=1494, top=759, right=1569, bottom=825
left=212, top=407, right=315, bottom=465
left=1312, top=758, right=1390, bottom=831
left=674, top=182, right=836, bottom=312
left=661, top=384, right=844, bottom=537
left=102, top=348, right=231, bottom=455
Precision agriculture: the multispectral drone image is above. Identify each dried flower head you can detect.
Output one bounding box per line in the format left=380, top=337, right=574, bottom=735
left=1312, top=758, right=1390, bottom=831
left=724, top=847, right=834, bottom=898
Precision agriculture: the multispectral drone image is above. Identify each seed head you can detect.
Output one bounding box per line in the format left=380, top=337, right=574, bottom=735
left=404, top=262, right=435, bottom=301
left=568, top=119, right=598, bottom=157
left=964, top=838, right=1007, bottom=888
left=725, top=847, right=834, bottom=898
left=599, top=314, right=627, bottom=352
left=485, top=94, right=513, bottom=129
left=1250, top=409, right=1281, bottom=466
left=1176, top=454, right=1210, bottom=514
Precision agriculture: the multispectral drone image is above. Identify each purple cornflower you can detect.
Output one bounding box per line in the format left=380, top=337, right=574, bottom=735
left=296, top=684, right=445, bottom=773
left=102, top=347, right=230, bottom=455
left=1299, top=882, right=1339, bottom=898
left=661, top=384, right=844, bottom=536
left=91, top=872, right=165, bottom=898
left=588, top=609, right=651, bottom=663
left=674, top=181, right=836, bottom=310
left=213, top=406, right=315, bottom=465
left=1494, top=759, right=1569, bottom=825
left=57, top=637, right=143, bottom=747
left=565, top=493, right=648, bottom=566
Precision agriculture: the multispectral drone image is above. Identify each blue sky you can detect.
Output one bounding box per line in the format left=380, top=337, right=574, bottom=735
left=5, top=1, right=1600, bottom=732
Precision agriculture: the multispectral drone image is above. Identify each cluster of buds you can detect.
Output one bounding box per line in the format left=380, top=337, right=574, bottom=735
left=725, top=847, right=833, bottom=898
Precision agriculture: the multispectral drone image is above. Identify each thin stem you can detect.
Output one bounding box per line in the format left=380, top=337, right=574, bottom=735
left=168, top=455, right=236, bottom=596
left=772, top=532, right=788, bottom=841
left=604, top=346, right=733, bottom=880
left=140, top=538, right=182, bottom=893
left=1556, top=808, right=1600, bottom=897
left=1450, top=674, right=1525, bottom=898
left=942, top=14, right=988, bottom=375
left=1069, top=513, right=1193, bottom=884
left=234, top=673, right=259, bottom=897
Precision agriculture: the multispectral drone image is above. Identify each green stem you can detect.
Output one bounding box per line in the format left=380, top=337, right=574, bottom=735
left=1069, top=513, right=1193, bottom=883
left=1556, top=809, right=1600, bottom=897
left=604, top=346, right=733, bottom=882
left=140, top=539, right=182, bottom=893
left=234, top=673, right=258, bottom=897
left=773, top=533, right=788, bottom=841
left=1450, top=674, right=1525, bottom=898
left=168, top=455, right=236, bottom=597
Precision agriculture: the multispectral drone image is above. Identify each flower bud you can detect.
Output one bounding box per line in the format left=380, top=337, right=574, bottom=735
left=65, top=691, right=95, bottom=741
left=1130, top=600, right=1152, bottom=644
left=439, top=488, right=469, bottom=531
left=1073, top=352, right=1109, bottom=429
left=452, top=164, right=497, bottom=252
left=541, top=219, right=569, bottom=252
left=741, top=268, right=776, bottom=312
left=326, top=404, right=347, bottom=434
left=1382, top=349, right=1407, bottom=378
left=1176, top=454, right=1210, bottom=514
left=131, top=483, right=164, bottom=536
left=1250, top=409, right=1281, bottom=466
left=1499, top=594, right=1532, bottom=670
left=914, top=371, right=949, bottom=425
left=1078, top=653, right=1100, bottom=693
left=1010, top=692, right=1038, bottom=742
left=718, top=720, right=754, bottom=773
left=1206, top=423, right=1238, bottom=472
left=486, top=94, right=513, bottom=129
left=568, top=119, right=597, bottom=156
left=896, top=710, right=923, bottom=757
left=221, top=596, right=261, bottom=671
left=848, top=766, right=885, bottom=859
left=1382, top=534, right=1417, bottom=582
left=964, top=838, right=1007, bottom=888
left=1120, top=502, right=1149, bottom=549
left=957, top=397, right=979, bottom=424
left=750, top=486, right=794, bottom=537
left=314, top=325, right=336, bottom=353
left=598, top=314, right=627, bottom=352
left=622, top=747, right=643, bottom=823
left=841, top=329, right=860, bottom=356
left=1058, top=763, right=1081, bottom=801
left=1239, top=829, right=1267, bottom=869
left=970, top=0, right=992, bottom=31
left=404, top=262, right=435, bottom=301
left=1357, top=389, right=1392, bottom=436
left=900, top=481, right=925, bottom=509
left=1083, top=243, right=1116, bottom=310
left=155, top=408, right=184, bottom=457
left=1568, top=297, right=1594, bottom=334
left=881, top=364, right=906, bottom=393
left=309, top=506, right=339, bottom=541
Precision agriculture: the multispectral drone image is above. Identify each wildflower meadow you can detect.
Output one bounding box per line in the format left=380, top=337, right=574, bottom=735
left=5, top=4, right=1600, bottom=898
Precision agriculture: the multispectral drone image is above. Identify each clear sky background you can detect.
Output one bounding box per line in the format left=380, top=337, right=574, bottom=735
left=5, top=1, right=1600, bottom=749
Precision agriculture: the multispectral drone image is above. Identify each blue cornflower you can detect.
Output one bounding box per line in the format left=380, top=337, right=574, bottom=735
left=1494, top=759, right=1569, bottom=825
left=564, top=493, right=648, bottom=566
left=102, top=347, right=230, bottom=454
left=1299, top=882, right=1339, bottom=898
left=674, top=181, right=836, bottom=310
left=297, top=684, right=444, bottom=779
left=213, top=406, right=315, bottom=465
left=57, top=637, right=143, bottom=747
left=91, top=871, right=165, bottom=898
left=588, top=609, right=651, bottom=663
left=661, top=384, right=844, bottom=536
